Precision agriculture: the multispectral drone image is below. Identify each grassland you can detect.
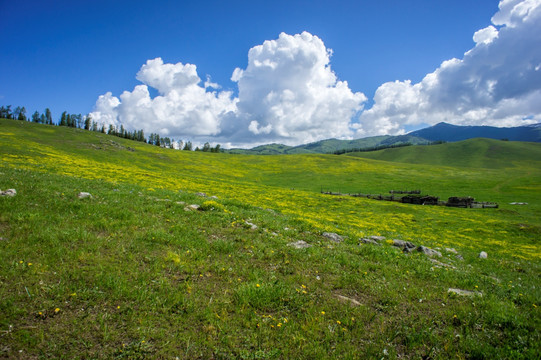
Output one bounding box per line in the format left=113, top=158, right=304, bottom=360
left=1, top=119, right=540, bottom=359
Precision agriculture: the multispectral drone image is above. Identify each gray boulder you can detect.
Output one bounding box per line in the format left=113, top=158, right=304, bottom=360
left=322, top=232, right=344, bottom=243
left=0, top=189, right=17, bottom=197
left=417, top=245, right=442, bottom=257
left=479, top=251, right=488, bottom=259
left=392, top=239, right=416, bottom=252
left=359, top=238, right=382, bottom=246
left=369, top=235, right=386, bottom=242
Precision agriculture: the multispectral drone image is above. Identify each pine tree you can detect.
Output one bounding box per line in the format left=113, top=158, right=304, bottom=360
left=84, top=116, right=91, bottom=130
left=45, top=108, right=52, bottom=125
left=59, top=111, right=67, bottom=126
left=32, top=111, right=40, bottom=123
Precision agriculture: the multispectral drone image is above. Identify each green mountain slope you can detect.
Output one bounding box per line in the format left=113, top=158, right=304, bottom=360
left=227, top=135, right=428, bottom=154
left=346, top=138, right=541, bottom=169
left=408, top=122, right=541, bottom=142
left=1, top=119, right=540, bottom=358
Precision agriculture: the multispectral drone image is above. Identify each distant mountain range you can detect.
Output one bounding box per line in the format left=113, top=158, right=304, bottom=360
left=227, top=122, right=541, bottom=155
left=408, top=122, right=541, bottom=143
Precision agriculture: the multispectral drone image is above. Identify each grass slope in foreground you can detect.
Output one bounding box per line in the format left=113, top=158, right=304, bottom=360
left=1, top=119, right=540, bottom=359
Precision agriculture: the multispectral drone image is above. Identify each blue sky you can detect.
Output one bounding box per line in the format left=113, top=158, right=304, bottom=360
left=2, top=0, right=540, bottom=147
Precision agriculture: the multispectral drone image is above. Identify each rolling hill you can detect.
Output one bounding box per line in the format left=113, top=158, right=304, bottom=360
left=346, top=138, right=541, bottom=169
left=1, top=118, right=540, bottom=359
left=227, top=122, right=541, bottom=155
left=227, top=135, right=429, bottom=155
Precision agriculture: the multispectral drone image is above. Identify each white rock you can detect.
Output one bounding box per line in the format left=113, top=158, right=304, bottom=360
left=448, top=288, right=483, bottom=297
left=287, top=240, right=312, bottom=249
left=479, top=251, right=488, bottom=259
left=184, top=204, right=200, bottom=211
left=77, top=192, right=91, bottom=199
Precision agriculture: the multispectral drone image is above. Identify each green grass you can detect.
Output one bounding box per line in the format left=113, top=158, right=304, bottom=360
left=0, top=119, right=540, bottom=358
left=345, top=137, right=541, bottom=169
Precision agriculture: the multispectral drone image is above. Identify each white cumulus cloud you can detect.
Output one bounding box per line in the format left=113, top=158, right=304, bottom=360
left=357, top=0, right=541, bottom=135
left=226, top=32, right=366, bottom=145
left=91, top=1, right=541, bottom=146
left=91, top=33, right=366, bottom=146
left=90, top=57, right=237, bottom=138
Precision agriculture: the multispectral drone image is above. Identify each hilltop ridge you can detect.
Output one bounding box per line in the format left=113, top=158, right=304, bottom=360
left=227, top=122, right=541, bottom=154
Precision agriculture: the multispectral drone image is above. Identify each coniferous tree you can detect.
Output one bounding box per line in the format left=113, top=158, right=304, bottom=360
left=59, top=111, right=67, bottom=126
left=2, top=105, right=13, bottom=119
left=32, top=111, right=40, bottom=123
left=84, top=116, right=92, bottom=130
left=45, top=108, right=52, bottom=125
left=183, top=141, right=193, bottom=151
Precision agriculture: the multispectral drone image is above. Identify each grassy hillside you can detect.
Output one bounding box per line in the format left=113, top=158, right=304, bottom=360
left=346, top=138, right=541, bottom=169
left=1, top=119, right=540, bottom=358
left=227, top=135, right=428, bottom=155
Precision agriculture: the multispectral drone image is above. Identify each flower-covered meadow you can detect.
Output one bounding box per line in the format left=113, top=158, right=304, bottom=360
left=1, top=119, right=540, bottom=358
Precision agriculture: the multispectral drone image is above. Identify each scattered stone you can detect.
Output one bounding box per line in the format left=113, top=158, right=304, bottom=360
left=509, top=202, right=528, bottom=205
left=455, top=254, right=464, bottom=261
left=392, top=239, right=416, bottom=252
left=322, top=232, right=344, bottom=243
left=335, top=294, right=362, bottom=307
left=0, top=189, right=17, bottom=197
left=195, top=192, right=207, bottom=197
left=175, top=201, right=186, bottom=205
left=245, top=221, right=258, bottom=230
left=77, top=192, right=91, bottom=199
left=0, top=237, right=7, bottom=241
left=417, top=245, right=442, bottom=257
left=479, top=251, right=488, bottom=259
left=155, top=198, right=171, bottom=202
left=429, top=258, right=456, bottom=269
left=287, top=240, right=312, bottom=249
left=184, top=204, right=200, bottom=211
left=359, top=238, right=382, bottom=246
left=369, top=235, right=386, bottom=242
left=209, top=195, right=218, bottom=199
left=445, top=248, right=458, bottom=254
left=448, top=288, right=483, bottom=297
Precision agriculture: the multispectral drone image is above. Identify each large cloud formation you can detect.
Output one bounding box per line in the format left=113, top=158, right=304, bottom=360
left=91, top=0, right=541, bottom=146
left=91, top=32, right=365, bottom=146
left=91, top=58, right=237, bottom=137
left=357, top=0, right=541, bottom=135
left=225, top=32, right=366, bottom=144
